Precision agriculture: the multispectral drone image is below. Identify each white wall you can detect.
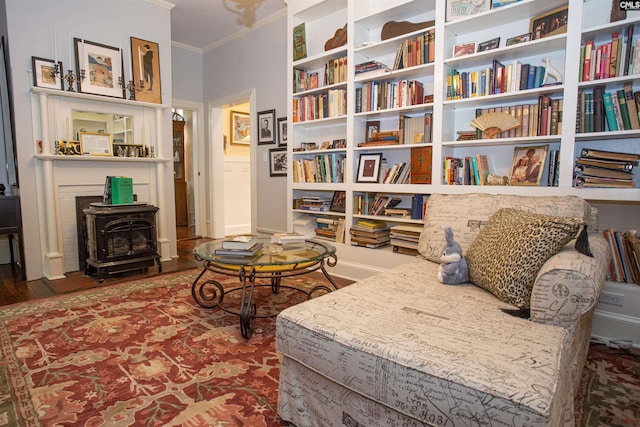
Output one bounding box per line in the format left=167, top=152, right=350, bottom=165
left=5, top=0, right=174, bottom=280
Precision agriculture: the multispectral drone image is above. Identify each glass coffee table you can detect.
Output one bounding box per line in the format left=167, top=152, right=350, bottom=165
left=192, top=238, right=338, bottom=339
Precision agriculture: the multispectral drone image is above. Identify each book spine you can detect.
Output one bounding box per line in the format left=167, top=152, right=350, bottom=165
left=616, top=88, right=633, bottom=130
left=623, top=83, right=640, bottom=129
left=593, top=86, right=605, bottom=132
left=603, top=92, right=619, bottom=131
left=611, top=91, right=625, bottom=130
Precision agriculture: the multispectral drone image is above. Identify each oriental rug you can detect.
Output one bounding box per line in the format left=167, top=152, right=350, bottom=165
left=0, top=269, right=638, bottom=426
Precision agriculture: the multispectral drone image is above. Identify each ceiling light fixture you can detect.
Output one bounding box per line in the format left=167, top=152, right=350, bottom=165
left=222, top=0, right=265, bottom=28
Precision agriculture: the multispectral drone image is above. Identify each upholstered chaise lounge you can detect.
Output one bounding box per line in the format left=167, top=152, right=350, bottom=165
left=276, top=193, right=610, bottom=427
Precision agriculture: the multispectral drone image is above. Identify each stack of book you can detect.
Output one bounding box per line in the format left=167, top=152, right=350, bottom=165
left=299, top=195, right=332, bottom=211
left=350, top=219, right=390, bottom=248
left=574, top=148, right=639, bottom=188
left=602, top=228, right=640, bottom=284
left=215, top=235, right=263, bottom=257
left=358, top=130, right=400, bottom=147
left=390, top=224, right=423, bottom=255
left=354, top=60, right=390, bottom=78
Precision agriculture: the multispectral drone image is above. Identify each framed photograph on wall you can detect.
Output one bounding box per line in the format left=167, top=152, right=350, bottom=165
left=356, top=153, right=383, bottom=183
left=75, top=38, right=125, bottom=99
left=230, top=111, right=250, bottom=145
left=530, top=6, right=568, bottom=40
left=269, top=148, right=287, bottom=176
left=130, top=37, right=162, bottom=104
left=509, top=145, right=548, bottom=186
left=277, top=116, right=288, bottom=146
left=257, top=109, right=275, bottom=145
left=32, top=57, right=63, bottom=90
left=79, top=132, right=113, bottom=156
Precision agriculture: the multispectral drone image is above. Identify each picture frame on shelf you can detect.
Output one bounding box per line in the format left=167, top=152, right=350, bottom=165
left=301, top=142, right=317, bottom=151
left=447, top=0, right=490, bottom=22
left=330, top=191, right=346, bottom=213
left=453, top=42, right=477, bottom=58
left=277, top=116, right=288, bottom=146
left=356, top=153, right=383, bottom=183
left=32, top=57, right=63, bottom=90
left=269, top=148, right=287, bottom=177
left=506, top=32, right=531, bottom=46
left=230, top=111, right=250, bottom=145
left=530, top=6, right=568, bottom=40
left=130, top=37, right=162, bottom=104
left=477, top=37, right=500, bottom=52
left=258, top=109, right=275, bottom=145
left=79, top=132, right=113, bottom=156
left=293, top=22, right=307, bottom=61
left=508, top=145, right=548, bottom=186
left=75, top=38, right=125, bottom=99
left=365, top=120, right=380, bottom=142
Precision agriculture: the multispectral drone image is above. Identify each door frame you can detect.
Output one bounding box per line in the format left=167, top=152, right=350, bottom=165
left=208, top=89, right=257, bottom=239
left=172, top=98, right=205, bottom=237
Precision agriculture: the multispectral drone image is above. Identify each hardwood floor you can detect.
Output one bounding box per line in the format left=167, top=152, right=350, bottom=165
left=0, top=226, right=352, bottom=306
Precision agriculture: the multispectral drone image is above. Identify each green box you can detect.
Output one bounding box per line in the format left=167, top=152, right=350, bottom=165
left=110, top=177, right=133, bottom=204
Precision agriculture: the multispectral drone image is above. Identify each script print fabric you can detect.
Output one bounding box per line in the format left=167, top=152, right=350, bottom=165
left=0, top=270, right=300, bottom=426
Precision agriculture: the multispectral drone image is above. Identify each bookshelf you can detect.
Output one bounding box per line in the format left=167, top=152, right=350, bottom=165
left=286, top=0, right=640, bottom=263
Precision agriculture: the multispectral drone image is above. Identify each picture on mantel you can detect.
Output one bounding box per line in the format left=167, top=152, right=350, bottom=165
left=130, top=37, right=162, bottom=104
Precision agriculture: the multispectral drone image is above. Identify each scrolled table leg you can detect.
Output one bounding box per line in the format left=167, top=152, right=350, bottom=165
left=191, top=267, right=225, bottom=308
left=238, top=266, right=257, bottom=339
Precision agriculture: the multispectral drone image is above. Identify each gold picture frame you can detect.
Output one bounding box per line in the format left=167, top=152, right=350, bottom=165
left=509, top=145, right=548, bottom=186
left=230, top=111, right=250, bottom=145
left=79, top=132, right=113, bottom=156
left=130, top=37, right=162, bottom=104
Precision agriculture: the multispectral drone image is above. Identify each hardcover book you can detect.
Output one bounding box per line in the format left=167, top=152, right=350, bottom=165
left=221, top=235, right=258, bottom=250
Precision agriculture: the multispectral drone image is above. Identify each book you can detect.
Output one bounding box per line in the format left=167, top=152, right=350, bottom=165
left=475, top=154, right=490, bottom=185
left=575, top=176, right=635, bottom=188
left=574, top=164, right=633, bottom=180
left=575, top=157, right=635, bottom=171
left=616, top=89, right=632, bottom=130
left=593, top=86, right=606, bottom=132
left=610, top=89, right=625, bottom=130
left=292, top=23, right=307, bottom=61
left=221, top=235, right=258, bottom=250
left=214, top=242, right=264, bottom=257
left=580, top=148, right=640, bottom=162
left=623, top=83, right=640, bottom=129
left=271, top=233, right=306, bottom=244
left=602, top=92, right=619, bottom=131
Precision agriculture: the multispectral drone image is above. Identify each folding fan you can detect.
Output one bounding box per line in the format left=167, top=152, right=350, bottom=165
left=470, top=112, right=520, bottom=139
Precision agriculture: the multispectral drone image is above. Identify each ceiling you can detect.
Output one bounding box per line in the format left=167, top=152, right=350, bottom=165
left=169, top=0, right=287, bottom=50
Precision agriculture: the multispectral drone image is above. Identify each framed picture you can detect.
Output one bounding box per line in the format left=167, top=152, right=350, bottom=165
left=330, top=191, right=346, bottom=213
left=130, top=37, right=162, bottom=104
left=477, top=37, right=500, bottom=52
left=356, top=153, right=383, bottom=183
left=79, top=132, right=113, bottom=156
left=230, top=111, right=250, bottom=145
left=509, top=145, right=548, bottom=186
left=453, top=42, right=477, bottom=58
left=257, top=109, right=275, bottom=145
left=32, top=57, right=63, bottom=90
left=269, top=148, right=287, bottom=176
left=530, top=6, right=568, bottom=40
left=365, top=120, right=380, bottom=142
left=447, top=0, right=490, bottom=22
left=277, top=116, right=288, bottom=146
left=75, top=38, right=125, bottom=99
left=506, top=32, right=531, bottom=46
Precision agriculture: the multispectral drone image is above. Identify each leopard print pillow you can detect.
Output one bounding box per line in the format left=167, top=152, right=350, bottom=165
left=466, top=208, right=583, bottom=308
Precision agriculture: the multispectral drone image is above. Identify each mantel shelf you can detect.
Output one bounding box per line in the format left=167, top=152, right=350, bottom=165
left=31, top=87, right=171, bottom=110
left=34, top=154, right=170, bottom=163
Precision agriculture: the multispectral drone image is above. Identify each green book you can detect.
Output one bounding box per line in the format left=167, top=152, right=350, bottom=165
left=616, top=89, right=632, bottom=130
left=602, top=92, right=618, bottom=131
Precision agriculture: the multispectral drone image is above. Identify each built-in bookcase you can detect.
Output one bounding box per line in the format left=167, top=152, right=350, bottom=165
left=287, top=0, right=640, bottom=260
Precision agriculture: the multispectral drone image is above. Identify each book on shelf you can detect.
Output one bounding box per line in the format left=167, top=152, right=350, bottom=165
left=623, top=83, right=640, bottom=129
left=580, top=148, right=640, bottom=163
left=603, top=228, right=640, bottom=284
left=575, top=176, right=635, bottom=188
left=575, top=157, right=635, bottom=171
left=214, top=242, right=263, bottom=257
left=411, top=194, right=428, bottom=220
left=351, top=219, right=389, bottom=232
left=221, top=235, right=258, bottom=250
left=574, top=164, right=633, bottom=180
left=547, top=149, right=559, bottom=187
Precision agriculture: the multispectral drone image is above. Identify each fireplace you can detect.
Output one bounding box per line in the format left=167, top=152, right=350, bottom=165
left=83, top=203, right=161, bottom=282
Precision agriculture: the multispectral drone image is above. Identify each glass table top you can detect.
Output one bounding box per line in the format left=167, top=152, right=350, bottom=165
left=194, top=238, right=336, bottom=267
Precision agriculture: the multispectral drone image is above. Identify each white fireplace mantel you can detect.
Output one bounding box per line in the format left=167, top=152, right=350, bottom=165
left=31, top=87, right=173, bottom=279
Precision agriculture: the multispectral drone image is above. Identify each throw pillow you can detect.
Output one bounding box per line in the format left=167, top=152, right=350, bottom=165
left=465, top=208, right=583, bottom=308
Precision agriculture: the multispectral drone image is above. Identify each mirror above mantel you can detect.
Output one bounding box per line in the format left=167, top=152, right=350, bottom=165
left=72, top=110, right=134, bottom=144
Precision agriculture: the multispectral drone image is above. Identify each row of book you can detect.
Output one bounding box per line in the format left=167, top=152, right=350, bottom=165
left=355, top=79, right=425, bottom=113
left=358, top=114, right=432, bottom=148
left=291, top=153, right=345, bottom=183
left=292, top=89, right=347, bottom=123
left=469, top=96, right=563, bottom=140
left=577, top=83, right=640, bottom=133
left=292, top=55, right=347, bottom=94
left=446, top=60, right=549, bottom=101
left=580, top=25, right=638, bottom=82
left=443, top=154, right=491, bottom=186
left=574, top=148, right=639, bottom=188
left=381, top=161, right=411, bottom=184
left=353, top=193, right=428, bottom=221
left=391, top=29, right=435, bottom=71
left=602, top=228, right=640, bottom=285
left=350, top=219, right=390, bottom=249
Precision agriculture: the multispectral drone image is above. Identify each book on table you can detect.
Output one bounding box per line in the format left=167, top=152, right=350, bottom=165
left=214, top=242, right=264, bottom=257
left=271, top=233, right=306, bottom=244
left=221, top=235, right=258, bottom=250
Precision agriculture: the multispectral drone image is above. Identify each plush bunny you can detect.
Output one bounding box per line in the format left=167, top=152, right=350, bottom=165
left=437, top=227, right=469, bottom=285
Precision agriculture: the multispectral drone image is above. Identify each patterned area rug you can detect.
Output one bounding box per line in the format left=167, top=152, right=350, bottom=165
left=0, top=268, right=638, bottom=426
left=575, top=343, right=640, bottom=426
left=0, top=268, right=320, bottom=426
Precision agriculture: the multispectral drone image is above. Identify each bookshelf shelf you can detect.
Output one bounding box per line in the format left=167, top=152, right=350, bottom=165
left=287, top=0, right=640, bottom=258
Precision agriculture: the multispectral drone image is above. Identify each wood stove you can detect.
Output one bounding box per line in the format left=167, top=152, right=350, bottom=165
left=83, top=203, right=161, bottom=282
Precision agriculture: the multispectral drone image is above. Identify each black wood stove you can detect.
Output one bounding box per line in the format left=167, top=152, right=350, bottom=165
left=83, top=203, right=161, bottom=282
